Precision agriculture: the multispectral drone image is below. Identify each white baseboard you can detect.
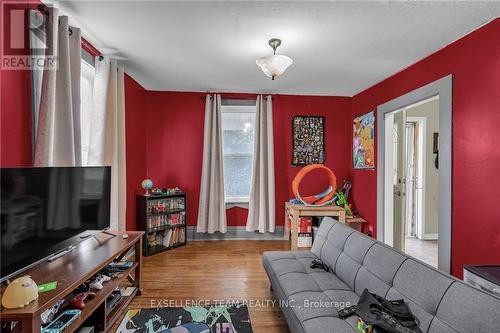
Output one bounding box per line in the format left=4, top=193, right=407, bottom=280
left=187, top=226, right=285, bottom=241
left=420, top=233, right=438, bottom=240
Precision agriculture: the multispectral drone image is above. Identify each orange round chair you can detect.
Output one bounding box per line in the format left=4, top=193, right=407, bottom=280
left=292, top=164, right=337, bottom=206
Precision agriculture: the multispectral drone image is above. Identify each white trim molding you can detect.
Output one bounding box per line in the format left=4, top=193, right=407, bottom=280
left=420, top=233, right=439, bottom=240
left=187, top=226, right=284, bottom=241
left=377, top=75, right=452, bottom=274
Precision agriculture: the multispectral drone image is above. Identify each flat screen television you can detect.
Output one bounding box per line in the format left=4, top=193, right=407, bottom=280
left=0, top=167, right=111, bottom=281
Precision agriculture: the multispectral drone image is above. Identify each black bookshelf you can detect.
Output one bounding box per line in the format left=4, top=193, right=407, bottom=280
left=136, top=192, right=187, bottom=256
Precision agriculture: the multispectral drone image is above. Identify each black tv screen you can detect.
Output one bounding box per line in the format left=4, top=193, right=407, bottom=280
left=1, top=167, right=111, bottom=281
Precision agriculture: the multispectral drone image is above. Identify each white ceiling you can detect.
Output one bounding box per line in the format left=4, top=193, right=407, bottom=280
left=56, top=1, right=500, bottom=96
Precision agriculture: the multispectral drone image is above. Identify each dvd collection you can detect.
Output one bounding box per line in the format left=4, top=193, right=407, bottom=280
left=147, top=211, right=186, bottom=230
left=147, top=197, right=185, bottom=214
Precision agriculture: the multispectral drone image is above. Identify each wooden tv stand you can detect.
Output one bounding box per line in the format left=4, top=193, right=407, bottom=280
left=0, top=231, right=143, bottom=333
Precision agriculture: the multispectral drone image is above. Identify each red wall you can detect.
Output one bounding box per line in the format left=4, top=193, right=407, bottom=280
left=0, top=69, right=33, bottom=166
left=144, top=91, right=351, bottom=227
left=0, top=0, right=34, bottom=166
left=351, top=18, right=500, bottom=277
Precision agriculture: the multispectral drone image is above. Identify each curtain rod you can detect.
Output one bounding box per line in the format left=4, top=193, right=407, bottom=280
left=201, top=94, right=272, bottom=100
left=38, top=4, right=49, bottom=16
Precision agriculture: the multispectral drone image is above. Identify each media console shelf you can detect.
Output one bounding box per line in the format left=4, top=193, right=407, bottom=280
left=0, top=231, right=143, bottom=333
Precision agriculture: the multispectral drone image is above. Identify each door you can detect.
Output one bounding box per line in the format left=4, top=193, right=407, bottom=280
left=392, top=110, right=406, bottom=251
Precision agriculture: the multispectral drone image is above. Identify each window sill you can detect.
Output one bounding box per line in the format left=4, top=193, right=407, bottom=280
left=225, top=198, right=249, bottom=209
left=225, top=197, right=249, bottom=203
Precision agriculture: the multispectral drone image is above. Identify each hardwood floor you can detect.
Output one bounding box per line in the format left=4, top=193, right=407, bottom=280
left=116, top=240, right=291, bottom=333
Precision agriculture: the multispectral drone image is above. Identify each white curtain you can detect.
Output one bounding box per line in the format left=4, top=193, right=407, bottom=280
left=34, top=10, right=82, bottom=167
left=197, top=94, right=227, bottom=233
left=87, top=57, right=127, bottom=231
left=246, top=95, right=275, bottom=233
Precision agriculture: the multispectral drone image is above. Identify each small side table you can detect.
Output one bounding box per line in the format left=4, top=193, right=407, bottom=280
left=345, top=216, right=368, bottom=232
left=284, top=202, right=346, bottom=250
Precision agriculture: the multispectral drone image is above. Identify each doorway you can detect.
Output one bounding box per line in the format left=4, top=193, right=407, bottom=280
left=377, top=76, right=452, bottom=273
left=408, top=100, right=440, bottom=268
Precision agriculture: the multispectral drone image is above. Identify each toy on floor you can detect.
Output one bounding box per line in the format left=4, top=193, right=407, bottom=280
left=291, top=164, right=337, bottom=206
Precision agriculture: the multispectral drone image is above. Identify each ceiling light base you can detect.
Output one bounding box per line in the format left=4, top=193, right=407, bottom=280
left=268, top=38, right=282, bottom=54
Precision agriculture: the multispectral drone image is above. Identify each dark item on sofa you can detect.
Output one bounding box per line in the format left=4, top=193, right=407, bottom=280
left=338, top=305, right=357, bottom=319
left=310, top=259, right=329, bottom=272
left=355, top=289, right=422, bottom=333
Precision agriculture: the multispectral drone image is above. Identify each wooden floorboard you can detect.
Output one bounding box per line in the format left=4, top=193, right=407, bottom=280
left=113, top=240, right=291, bottom=333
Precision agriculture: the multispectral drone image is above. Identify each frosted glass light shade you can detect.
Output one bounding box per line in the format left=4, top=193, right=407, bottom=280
left=256, top=54, right=293, bottom=78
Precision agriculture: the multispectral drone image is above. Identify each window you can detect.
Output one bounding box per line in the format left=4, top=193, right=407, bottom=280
left=221, top=104, right=256, bottom=202
left=80, top=57, right=95, bottom=165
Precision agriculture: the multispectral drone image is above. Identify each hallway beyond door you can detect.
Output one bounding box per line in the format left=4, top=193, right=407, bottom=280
left=405, top=237, right=438, bottom=268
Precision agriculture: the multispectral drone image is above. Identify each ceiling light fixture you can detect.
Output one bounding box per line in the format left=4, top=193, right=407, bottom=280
left=256, top=38, right=293, bottom=80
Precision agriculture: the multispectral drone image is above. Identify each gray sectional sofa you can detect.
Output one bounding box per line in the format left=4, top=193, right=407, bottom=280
left=263, top=217, right=500, bottom=332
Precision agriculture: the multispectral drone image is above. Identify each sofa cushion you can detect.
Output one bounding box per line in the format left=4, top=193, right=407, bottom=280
left=309, top=272, right=351, bottom=291
left=311, top=217, right=335, bottom=257
left=433, top=282, right=500, bottom=333
left=289, top=291, right=341, bottom=322
left=303, top=316, right=358, bottom=333
left=343, top=231, right=376, bottom=264
left=322, top=289, right=359, bottom=309
left=271, top=258, right=310, bottom=277
left=354, top=243, right=407, bottom=295
left=392, top=259, right=454, bottom=315
left=313, top=218, right=355, bottom=271
left=354, top=266, right=392, bottom=296
left=278, top=270, right=352, bottom=297
left=263, top=251, right=320, bottom=277
left=289, top=289, right=358, bottom=323
left=264, top=251, right=317, bottom=262
left=279, top=272, right=323, bottom=296
left=427, top=317, right=460, bottom=333
left=334, top=252, right=361, bottom=289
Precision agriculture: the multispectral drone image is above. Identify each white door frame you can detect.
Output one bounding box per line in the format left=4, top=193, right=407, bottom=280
left=377, top=75, right=452, bottom=273
left=406, top=116, right=426, bottom=240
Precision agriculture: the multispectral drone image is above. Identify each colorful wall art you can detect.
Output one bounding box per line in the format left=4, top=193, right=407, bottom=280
left=292, top=116, right=325, bottom=165
left=353, top=111, right=375, bottom=169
